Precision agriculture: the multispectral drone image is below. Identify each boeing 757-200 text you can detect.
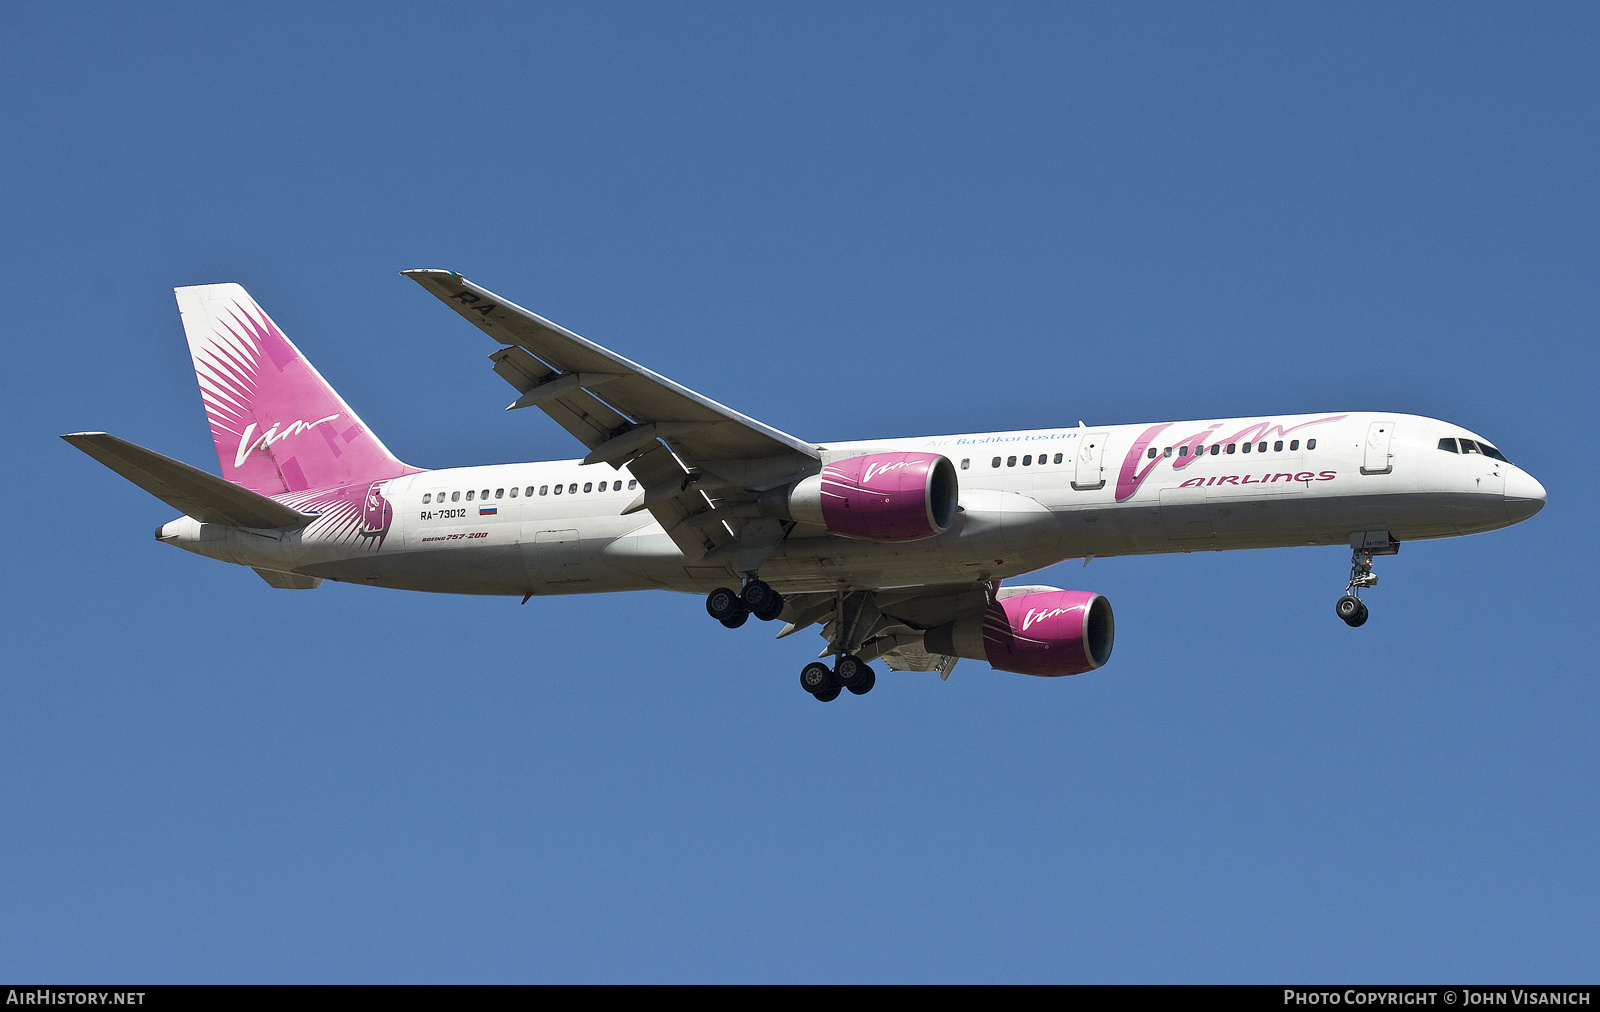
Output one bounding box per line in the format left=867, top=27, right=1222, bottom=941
left=64, top=272, right=1547, bottom=701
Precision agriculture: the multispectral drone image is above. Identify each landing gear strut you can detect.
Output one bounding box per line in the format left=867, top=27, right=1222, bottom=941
left=799, top=591, right=880, bottom=702
left=1336, top=531, right=1398, bottom=628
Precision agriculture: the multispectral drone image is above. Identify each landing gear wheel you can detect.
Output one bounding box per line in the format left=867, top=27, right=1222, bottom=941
left=707, top=587, right=746, bottom=624
left=834, top=654, right=870, bottom=690
left=742, top=580, right=784, bottom=621
left=720, top=611, right=749, bottom=629
left=812, top=686, right=842, bottom=702
left=1336, top=595, right=1369, bottom=627
left=800, top=661, right=838, bottom=695
left=753, top=596, right=784, bottom=622
left=845, top=668, right=876, bottom=695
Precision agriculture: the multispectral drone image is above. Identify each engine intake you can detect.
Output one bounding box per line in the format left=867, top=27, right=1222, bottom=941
left=771, top=451, right=959, bottom=542
left=925, top=589, right=1114, bottom=677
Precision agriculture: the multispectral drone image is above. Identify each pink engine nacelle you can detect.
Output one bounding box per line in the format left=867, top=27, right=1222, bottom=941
left=925, top=589, right=1115, bottom=677
left=778, top=451, right=959, bottom=542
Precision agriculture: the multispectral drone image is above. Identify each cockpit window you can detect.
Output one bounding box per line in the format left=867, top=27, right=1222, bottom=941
left=1460, top=439, right=1480, bottom=454
left=1478, top=442, right=1509, bottom=463
left=1438, top=438, right=1458, bottom=453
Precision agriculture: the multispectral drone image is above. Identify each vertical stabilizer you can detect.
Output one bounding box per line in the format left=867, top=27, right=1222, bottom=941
left=176, top=284, right=412, bottom=494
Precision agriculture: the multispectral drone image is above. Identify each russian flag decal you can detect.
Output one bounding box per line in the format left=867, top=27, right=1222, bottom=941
left=479, top=506, right=497, bottom=516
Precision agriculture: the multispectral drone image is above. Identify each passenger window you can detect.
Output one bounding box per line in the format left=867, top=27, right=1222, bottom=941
left=422, top=493, right=431, bottom=504
left=1438, top=438, right=1459, bottom=453
left=1258, top=442, right=1267, bottom=453
left=1194, top=444, right=1204, bottom=455
left=1241, top=442, right=1251, bottom=454
left=1147, top=448, right=1157, bottom=459
left=1290, top=440, right=1300, bottom=451
left=1304, top=439, right=1313, bottom=450
left=1022, top=455, right=1032, bottom=466
left=509, top=487, right=518, bottom=498
left=569, top=484, right=577, bottom=494
left=1274, top=440, right=1284, bottom=452
left=539, top=485, right=548, bottom=496
left=526, top=487, right=535, bottom=496
left=465, top=490, right=474, bottom=501
left=451, top=491, right=460, bottom=502
left=1178, top=446, right=1188, bottom=457
left=553, top=484, right=562, bottom=495
left=496, top=489, right=504, bottom=499
left=1210, top=445, right=1220, bottom=455
left=1460, top=439, right=1480, bottom=454
left=1163, top=447, right=1172, bottom=458
left=481, top=490, right=489, bottom=499
left=583, top=482, right=593, bottom=493
left=960, top=458, right=970, bottom=469
left=1007, top=456, right=1017, bottom=467
left=1054, top=453, right=1063, bottom=464
left=628, top=480, right=638, bottom=490
left=1226, top=444, right=1236, bottom=454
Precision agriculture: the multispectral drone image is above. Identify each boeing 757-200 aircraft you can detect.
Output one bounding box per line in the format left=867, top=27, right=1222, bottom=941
left=64, top=272, right=1546, bottom=701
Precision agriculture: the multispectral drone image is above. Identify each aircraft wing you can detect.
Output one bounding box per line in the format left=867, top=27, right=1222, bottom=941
left=402, top=270, right=818, bottom=480
left=404, top=269, right=822, bottom=560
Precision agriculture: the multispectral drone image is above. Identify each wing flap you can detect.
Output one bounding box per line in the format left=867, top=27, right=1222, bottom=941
left=63, top=432, right=315, bottom=529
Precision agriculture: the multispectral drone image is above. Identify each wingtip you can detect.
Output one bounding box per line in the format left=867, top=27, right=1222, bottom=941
left=400, top=268, right=458, bottom=279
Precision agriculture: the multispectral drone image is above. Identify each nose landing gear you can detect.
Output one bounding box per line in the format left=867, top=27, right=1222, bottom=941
left=1336, top=531, right=1398, bottom=628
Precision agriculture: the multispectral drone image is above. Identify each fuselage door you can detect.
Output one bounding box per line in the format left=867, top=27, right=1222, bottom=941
left=1072, top=432, right=1109, bottom=490
left=1361, top=420, right=1396, bottom=475
left=526, top=527, right=591, bottom=583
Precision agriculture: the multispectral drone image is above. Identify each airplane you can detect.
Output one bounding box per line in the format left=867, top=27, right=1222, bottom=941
left=64, top=272, right=1547, bottom=701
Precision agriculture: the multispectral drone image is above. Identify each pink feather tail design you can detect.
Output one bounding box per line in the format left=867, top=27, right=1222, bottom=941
left=176, top=283, right=420, bottom=547
left=176, top=283, right=417, bottom=495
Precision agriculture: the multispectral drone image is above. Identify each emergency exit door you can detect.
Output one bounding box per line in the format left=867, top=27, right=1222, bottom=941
left=1361, top=420, right=1395, bottom=475
left=1073, top=432, right=1109, bottom=490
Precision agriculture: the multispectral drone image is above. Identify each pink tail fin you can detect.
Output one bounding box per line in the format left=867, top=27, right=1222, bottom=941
left=175, top=283, right=414, bottom=494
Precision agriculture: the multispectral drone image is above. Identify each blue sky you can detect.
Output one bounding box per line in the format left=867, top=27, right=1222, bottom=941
left=3, top=3, right=1596, bottom=982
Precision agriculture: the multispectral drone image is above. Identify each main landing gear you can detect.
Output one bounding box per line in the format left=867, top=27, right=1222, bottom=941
left=706, top=579, right=785, bottom=628
left=708, top=581, right=879, bottom=703
left=799, top=655, right=876, bottom=702
left=1336, top=531, right=1399, bottom=628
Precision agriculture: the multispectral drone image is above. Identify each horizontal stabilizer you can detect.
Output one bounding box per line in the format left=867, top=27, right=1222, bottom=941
left=62, top=432, right=316, bottom=529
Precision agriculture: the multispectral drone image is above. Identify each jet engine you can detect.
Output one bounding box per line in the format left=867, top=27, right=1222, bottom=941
left=765, top=451, right=959, bottom=542
left=924, top=589, right=1114, bottom=676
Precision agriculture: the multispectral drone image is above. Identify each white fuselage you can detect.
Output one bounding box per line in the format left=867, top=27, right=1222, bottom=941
left=159, top=411, right=1544, bottom=597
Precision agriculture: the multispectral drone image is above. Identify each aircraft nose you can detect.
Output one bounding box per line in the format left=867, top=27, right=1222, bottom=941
left=1504, top=468, right=1546, bottom=522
